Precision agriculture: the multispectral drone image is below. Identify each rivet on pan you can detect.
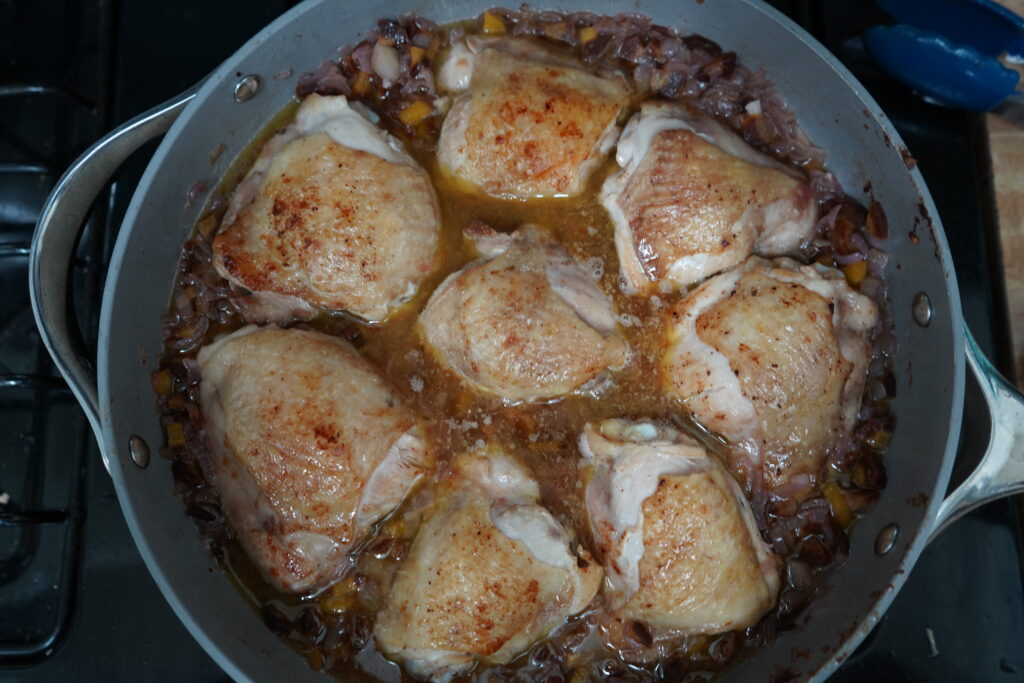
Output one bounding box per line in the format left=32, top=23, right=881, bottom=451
left=129, top=435, right=150, bottom=469
left=912, top=292, right=932, bottom=327
left=233, top=74, right=261, bottom=103
left=875, top=523, right=899, bottom=556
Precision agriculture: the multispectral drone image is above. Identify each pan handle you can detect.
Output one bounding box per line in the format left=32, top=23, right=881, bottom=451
left=29, top=89, right=196, bottom=461
left=929, top=326, right=1024, bottom=541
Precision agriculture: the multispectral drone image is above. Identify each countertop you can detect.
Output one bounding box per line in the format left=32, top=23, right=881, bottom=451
left=992, top=0, right=1024, bottom=387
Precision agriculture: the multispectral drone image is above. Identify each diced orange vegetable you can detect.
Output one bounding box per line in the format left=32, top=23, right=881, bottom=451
left=151, top=369, right=174, bottom=395
left=320, top=576, right=360, bottom=612
left=306, top=651, right=325, bottom=671
left=398, top=99, right=432, bottom=127
left=579, top=25, right=598, bottom=43
left=842, top=259, right=868, bottom=286
left=823, top=480, right=853, bottom=528
left=409, top=45, right=426, bottom=67
left=167, top=394, right=187, bottom=411
left=352, top=71, right=372, bottom=96
left=866, top=429, right=892, bottom=452
left=165, top=422, right=186, bottom=448
left=482, top=11, right=506, bottom=34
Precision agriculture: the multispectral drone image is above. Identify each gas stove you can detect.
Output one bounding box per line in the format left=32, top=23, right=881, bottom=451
left=0, top=1, right=1021, bottom=681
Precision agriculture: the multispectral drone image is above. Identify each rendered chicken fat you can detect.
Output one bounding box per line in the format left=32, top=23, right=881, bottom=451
left=581, top=419, right=780, bottom=635
left=212, top=94, right=439, bottom=323
left=197, top=325, right=430, bottom=594
left=374, top=448, right=602, bottom=680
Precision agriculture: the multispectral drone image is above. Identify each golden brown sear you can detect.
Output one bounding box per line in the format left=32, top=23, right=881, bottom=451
left=213, top=95, right=439, bottom=323
left=438, top=38, right=630, bottom=198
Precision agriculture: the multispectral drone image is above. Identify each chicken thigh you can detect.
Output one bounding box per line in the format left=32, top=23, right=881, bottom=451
left=437, top=36, right=630, bottom=199
left=198, top=325, right=430, bottom=594
left=600, top=102, right=817, bottom=292
left=581, top=419, right=780, bottom=636
left=418, top=223, right=627, bottom=403
left=212, top=94, right=440, bottom=323
left=375, top=448, right=602, bottom=680
left=662, top=256, right=878, bottom=496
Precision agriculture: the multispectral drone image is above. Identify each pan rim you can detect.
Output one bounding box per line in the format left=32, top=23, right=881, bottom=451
left=95, top=0, right=967, bottom=680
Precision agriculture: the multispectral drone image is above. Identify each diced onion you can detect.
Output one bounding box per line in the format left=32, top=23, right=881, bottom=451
left=371, top=42, right=400, bottom=85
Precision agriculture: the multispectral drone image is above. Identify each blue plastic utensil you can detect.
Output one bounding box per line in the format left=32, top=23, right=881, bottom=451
left=865, top=24, right=1020, bottom=111
left=867, top=0, right=1024, bottom=119
left=877, top=0, right=1024, bottom=59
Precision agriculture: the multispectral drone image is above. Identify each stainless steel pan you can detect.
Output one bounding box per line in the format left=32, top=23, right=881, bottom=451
left=28, top=0, right=1024, bottom=680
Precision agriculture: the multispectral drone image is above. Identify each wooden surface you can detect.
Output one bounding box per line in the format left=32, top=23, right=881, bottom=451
left=992, top=0, right=1024, bottom=388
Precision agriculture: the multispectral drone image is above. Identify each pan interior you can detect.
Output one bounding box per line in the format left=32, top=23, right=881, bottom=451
left=97, top=1, right=964, bottom=680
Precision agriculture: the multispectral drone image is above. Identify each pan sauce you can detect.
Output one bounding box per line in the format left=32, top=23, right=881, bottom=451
left=155, top=10, right=894, bottom=681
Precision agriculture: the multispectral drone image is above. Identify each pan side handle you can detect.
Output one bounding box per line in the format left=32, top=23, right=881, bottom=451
left=929, top=325, right=1024, bottom=541
left=29, top=89, right=196, bottom=460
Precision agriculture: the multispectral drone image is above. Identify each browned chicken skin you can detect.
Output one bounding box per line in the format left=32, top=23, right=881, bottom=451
left=213, top=94, right=439, bottom=323
left=375, top=448, right=601, bottom=679
left=663, top=257, right=878, bottom=496
left=581, top=420, right=780, bottom=640
left=418, top=224, right=627, bottom=403
left=437, top=37, right=629, bottom=198
left=198, top=325, right=430, bottom=594
left=601, top=103, right=817, bottom=292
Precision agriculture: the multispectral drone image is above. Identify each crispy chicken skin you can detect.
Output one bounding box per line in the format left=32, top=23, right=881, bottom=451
left=437, top=37, right=629, bottom=199
left=375, top=448, right=601, bottom=680
left=601, top=103, right=817, bottom=292
left=197, top=325, right=430, bottom=594
left=581, top=420, right=780, bottom=636
left=418, top=223, right=627, bottom=403
left=212, top=94, right=439, bottom=323
left=662, top=257, right=878, bottom=496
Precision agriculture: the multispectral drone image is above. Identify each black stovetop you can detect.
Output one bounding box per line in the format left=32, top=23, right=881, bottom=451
left=0, top=1, right=1021, bottom=681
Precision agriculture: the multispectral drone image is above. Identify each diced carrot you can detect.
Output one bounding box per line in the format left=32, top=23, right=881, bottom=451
left=352, top=71, right=372, bottom=96
left=167, top=394, right=187, bottom=411
left=398, top=99, right=432, bottom=127
left=841, top=259, right=868, bottom=286
left=409, top=45, right=426, bottom=68
left=482, top=11, right=506, bottom=34
left=151, top=369, right=174, bottom=395
left=579, top=25, right=598, bottom=43
left=822, top=480, right=853, bottom=528
left=165, top=422, right=186, bottom=448
left=319, top=579, right=357, bottom=612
